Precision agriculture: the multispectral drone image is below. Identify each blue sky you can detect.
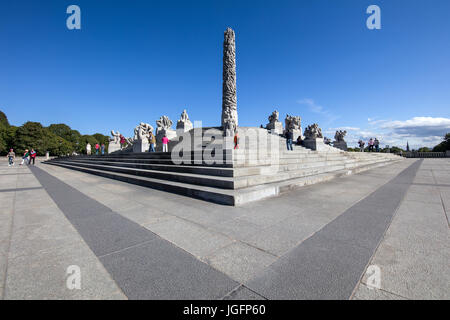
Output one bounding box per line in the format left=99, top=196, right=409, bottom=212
left=1, top=0, right=449, bottom=148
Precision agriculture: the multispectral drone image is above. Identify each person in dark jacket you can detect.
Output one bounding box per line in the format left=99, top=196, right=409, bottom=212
left=286, top=131, right=294, bottom=151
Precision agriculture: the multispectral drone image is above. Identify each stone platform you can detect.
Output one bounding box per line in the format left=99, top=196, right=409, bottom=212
left=44, top=128, right=402, bottom=206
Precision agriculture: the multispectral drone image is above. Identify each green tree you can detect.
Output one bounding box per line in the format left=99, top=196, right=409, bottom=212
left=432, top=133, right=450, bottom=152
left=48, top=124, right=81, bottom=143
left=0, top=110, right=10, bottom=128
left=0, top=110, right=10, bottom=154
left=390, top=146, right=405, bottom=154
left=1, top=110, right=112, bottom=156
left=15, top=122, right=74, bottom=156
left=48, top=123, right=85, bottom=153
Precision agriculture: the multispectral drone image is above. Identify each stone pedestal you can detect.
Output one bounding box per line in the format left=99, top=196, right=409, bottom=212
left=157, top=129, right=177, bottom=142
left=133, top=139, right=149, bottom=153
left=333, top=141, right=348, bottom=151
left=266, top=121, right=283, bottom=135
left=303, top=138, right=327, bottom=151
left=176, top=122, right=193, bottom=136
left=108, top=142, right=121, bottom=154
left=291, top=129, right=302, bottom=142
left=156, top=129, right=177, bottom=145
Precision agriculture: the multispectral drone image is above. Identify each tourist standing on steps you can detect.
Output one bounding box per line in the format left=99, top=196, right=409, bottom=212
left=162, top=134, right=169, bottom=152
left=120, top=134, right=126, bottom=149
left=86, top=143, right=91, bottom=155
left=7, top=149, right=15, bottom=166
left=234, top=132, right=239, bottom=149
left=95, top=143, right=100, bottom=155
left=148, top=132, right=156, bottom=152
left=358, top=140, right=365, bottom=152
left=374, top=138, right=380, bottom=152
left=20, top=149, right=29, bottom=165
left=286, top=131, right=293, bottom=151
left=101, top=143, right=105, bottom=155
left=29, top=149, right=37, bottom=165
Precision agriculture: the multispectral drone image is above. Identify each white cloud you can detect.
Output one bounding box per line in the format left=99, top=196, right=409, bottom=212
left=380, top=117, right=450, bottom=137
left=328, top=126, right=360, bottom=131
left=348, top=116, right=450, bottom=149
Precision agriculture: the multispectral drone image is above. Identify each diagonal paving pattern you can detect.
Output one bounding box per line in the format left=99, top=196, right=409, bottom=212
left=1, top=158, right=448, bottom=299
left=245, top=160, right=423, bottom=299
left=352, top=159, right=450, bottom=300
left=28, top=165, right=239, bottom=299
left=37, top=159, right=417, bottom=287
left=0, top=160, right=126, bottom=299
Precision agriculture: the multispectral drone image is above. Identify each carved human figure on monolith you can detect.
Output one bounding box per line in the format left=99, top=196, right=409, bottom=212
left=221, top=28, right=238, bottom=136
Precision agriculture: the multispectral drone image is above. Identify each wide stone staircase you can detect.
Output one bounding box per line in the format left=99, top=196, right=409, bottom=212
left=44, top=128, right=402, bottom=205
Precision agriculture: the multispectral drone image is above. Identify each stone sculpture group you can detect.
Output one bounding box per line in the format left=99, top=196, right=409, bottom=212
left=285, top=114, right=302, bottom=141
left=304, top=123, right=323, bottom=139
left=176, top=109, right=193, bottom=134
left=132, top=122, right=154, bottom=153
left=105, top=28, right=348, bottom=154
left=266, top=110, right=283, bottom=134
left=333, top=130, right=348, bottom=151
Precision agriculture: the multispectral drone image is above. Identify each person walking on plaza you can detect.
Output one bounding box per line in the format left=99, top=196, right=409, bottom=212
left=374, top=138, right=380, bottom=152
left=95, top=143, right=100, bottom=155
left=368, top=138, right=374, bottom=152
left=7, top=149, right=15, bottom=166
left=29, top=149, right=37, bottom=165
left=101, top=143, right=105, bottom=155
left=20, top=149, right=29, bottom=165
left=148, top=132, right=156, bottom=152
left=162, top=134, right=169, bottom=152
left=358, top=140, right=365, bottom=152
left=286, top=131, right=294, bottom=151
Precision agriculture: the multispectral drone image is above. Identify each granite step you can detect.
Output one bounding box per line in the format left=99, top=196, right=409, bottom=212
left=45, top=157, right=403, bottom=206
left=49, top=160, right=235, bottom=189
left=61, top=159, right=235, bottom=177
left=46, top=162, right=237, bottom=205
left=51, top=156, right=234, bottom=168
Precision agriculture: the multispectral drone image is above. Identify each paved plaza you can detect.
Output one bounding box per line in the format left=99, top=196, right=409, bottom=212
left=0, top=158, right=449, bottom=299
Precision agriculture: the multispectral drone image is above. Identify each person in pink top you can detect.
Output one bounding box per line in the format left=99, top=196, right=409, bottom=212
left=368, top=138, right=374, bottom=152
left=162, top=135, right=169, bottom=152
